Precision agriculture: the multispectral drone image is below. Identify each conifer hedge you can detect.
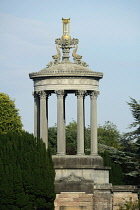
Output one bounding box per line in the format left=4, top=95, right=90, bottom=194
left=0, top=132, right=55, bottom=210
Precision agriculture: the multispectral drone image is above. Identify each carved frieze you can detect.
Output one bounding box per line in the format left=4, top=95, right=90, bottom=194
left=60, top=173, right=85, bottom=183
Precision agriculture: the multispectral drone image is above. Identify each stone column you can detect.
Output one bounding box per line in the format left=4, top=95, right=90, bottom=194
left=33, top=91, right=40, bottom=138
left=55, top=90, right=66, bottom=155
left=63, top=94, right=67, bottom=150
left=39, top=90, right=48, bottom=149
left=90, top=91, right=99, bottom=155
left=76, top=90, right=86, bottom=155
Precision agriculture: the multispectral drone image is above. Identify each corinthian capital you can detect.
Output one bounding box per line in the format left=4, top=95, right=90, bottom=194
left=55, top=90, right=65, bottom=98
left=76, top=90, right=87, bottom=98
left=90, top=91, right=99, bottom=99
left=38, top=91, right=47, bottom=99
left=32, top=91, right=39, bottom=98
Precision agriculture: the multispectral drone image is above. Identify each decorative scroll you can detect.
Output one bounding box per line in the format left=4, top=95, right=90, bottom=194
left=52, top=45, right=61, bottom=60
left=46, top=45, right=61, bottom=67
left=72, top=44, right=89, bottom=67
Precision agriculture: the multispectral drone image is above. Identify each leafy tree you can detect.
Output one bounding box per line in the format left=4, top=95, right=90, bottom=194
left=48, top=120, right=91, bottom=155
left=66, top=120, right=77, bottom=155
left=48, top=125, right=57, bottom=155
left=116, top=97, right=140, bottom=185
left=127, top=97, right=140, bottom=139
left=0, top=132, right=55, bottom=210
left=98, top=121, right=121, bottom=149
left=101, top=151, right=124, bottom=185
left=118, top=135, right=140, bottom=184
left=0, top=93, right=23, bottom=134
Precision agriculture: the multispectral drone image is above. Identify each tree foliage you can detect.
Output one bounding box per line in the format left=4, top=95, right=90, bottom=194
left=0, top=93, right=23, bottom=134
left=116, top=197, right=140, bottom=210
left=127, top=97, right=140, bottom=139
left=0, top=132, right=55, bottom=210
left=98, top=121, right=121, bottom=149
left=48, top=125, right=57, bottom=155
left=66, top=120, right=77, bottom=155
left=115, top=97, right=140, bottom=185
left=101, top=151, right=124, bottom=185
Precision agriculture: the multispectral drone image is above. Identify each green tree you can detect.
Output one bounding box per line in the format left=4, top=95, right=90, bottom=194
left=127, top=97, right=140, bottom=139
left=66, top=120, right=77, bottom=154
left=0, top=132, right=56, bottom=209
left=0, top=93, right=23, bottom=134
left=101, top=151, right=124, bottom=185
left=117, top=98, right=140, bottom=185
left=48, top=125, right=57, bottom=155
left=98, top=121, right=121, bottom=149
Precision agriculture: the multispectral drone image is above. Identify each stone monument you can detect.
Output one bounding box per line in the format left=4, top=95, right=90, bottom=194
left=29, top=19, right=138, bottom=210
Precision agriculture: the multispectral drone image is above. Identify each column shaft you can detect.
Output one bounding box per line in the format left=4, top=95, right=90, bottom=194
left=56, top=90, right=66, bottom=155
left=40, top=91, right=48, bottom=149
left=76, top=90, right=86, bottom=155
left=33, top=91, right=40, bottom=138
left=90, top=91, right=99, bottom=155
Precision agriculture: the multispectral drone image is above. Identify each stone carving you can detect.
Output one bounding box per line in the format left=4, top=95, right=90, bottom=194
left=73, top=58, right=89, bottom=67
left=90, top=91, right=99, bottom=99
left=72, top=44, right=82, bottom=59
left=60, top=173, right=85, bottom=183
left=55, top=90, right=65, bottom=98
left=52, top=45, right=61, bottom=60
left=76, top=90, right=87, bottom=98
left=55, top=38, right=79, bottom=46
left=46, top=36, right=89, bottom=67
left=72, top=44, right=89, bottom=67
left=33, top=91, right=51, bottom=99
left=46, top=44, right=61, bottom=67
left=39, top=90, right=47, bottom=98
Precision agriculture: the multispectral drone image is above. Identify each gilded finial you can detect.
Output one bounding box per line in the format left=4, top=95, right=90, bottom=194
left=62, top=18, right=71, bottom=39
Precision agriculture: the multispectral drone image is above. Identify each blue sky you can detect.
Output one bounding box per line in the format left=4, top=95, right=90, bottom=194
left=0, top=0, right=140, bottom=134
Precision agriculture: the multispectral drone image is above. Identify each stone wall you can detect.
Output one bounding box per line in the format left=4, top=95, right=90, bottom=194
left=93, top=184, right=113, bottom=209
left=54, top=185, right=139, bottom=210
left=54, top=192, right=93, bottom=210
left=112, top=185, right=138, bottom=210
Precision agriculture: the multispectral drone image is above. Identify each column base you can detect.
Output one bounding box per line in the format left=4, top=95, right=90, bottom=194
left=90, top=153, right=98, bottom=156
left=76, top=153, right=85, bottom=156
left=56, top=152, right=66, bottom=156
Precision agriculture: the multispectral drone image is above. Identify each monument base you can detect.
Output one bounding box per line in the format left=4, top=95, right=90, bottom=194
left=53, top=155, right=138, bottom=210
left=52, top=155, right=110, bottom=194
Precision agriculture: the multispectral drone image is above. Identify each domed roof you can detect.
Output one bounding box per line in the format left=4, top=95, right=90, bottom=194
left=29, top=61, right=103, bottom=79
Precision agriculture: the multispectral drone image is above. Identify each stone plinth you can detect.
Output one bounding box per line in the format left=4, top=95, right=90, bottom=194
left=53, top=155, right=110, bottom=194
left=52, top=155, right=104, bottom=168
